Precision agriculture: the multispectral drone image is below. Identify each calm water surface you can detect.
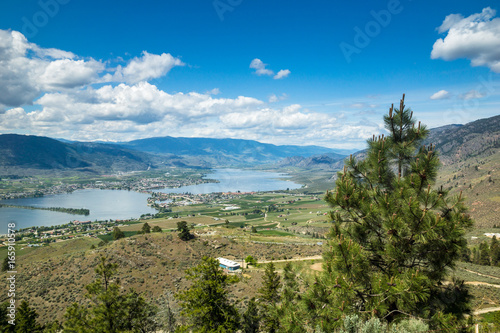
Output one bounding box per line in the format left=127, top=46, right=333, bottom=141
left=0, top=169, right=301, bottom=231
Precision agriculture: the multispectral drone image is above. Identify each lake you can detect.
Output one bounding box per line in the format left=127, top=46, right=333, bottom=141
left=0, top=169, right=301, bottom=231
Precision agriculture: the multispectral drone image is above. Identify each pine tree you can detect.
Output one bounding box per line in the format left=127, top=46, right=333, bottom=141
left=176, top=256, right=239, bottom=332
left=242, top=298, right=260, bottom=333
left=0, top=301, right=14, bottom=332
left=479, top=241, right=491, bottom=266
left=121, top=290, right=160, bottom=332
left=161, top=293, right=177, bottom=333
left=280, top=262, right=306, bottom=333
left=112, top=227, right=125, bottom=240
left=258, top=262, right=281, bottom=333
left=177, top=221, right=192, bottom=241
left=2, top=256, right=8, bottom=272
left=16, top=300, right=43, bottom=333
left=304, top=95, right=474, bottom=331
left=63, top=256, right=158, bottom=333
left=491, top=236, right=500, bottom=266
left=141, top=222, right=151, bottom=234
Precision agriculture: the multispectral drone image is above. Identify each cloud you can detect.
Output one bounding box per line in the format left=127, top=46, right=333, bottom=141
left=249, top=58, right=274, bottom=76
left=430, top=90, right=451, bottom=100
left=207, top=88, right=220, bottom=95
left=250, top=59, right=291, bottom=80
left=40, top=59, right=105, bottom=89
left=29, top=44, right=76, bottom=59
left=0, top=29, right=380, bottom=149
left=0, top=80, right=380, bottom=148
left=0, top=29, right=187, bottom=109
left=0, top=29, right=106, bottom=107
left=268, top=93, right=288, bottom=103
left=274, top=69, right=290, bottom=80
left=348, top=102, right=377, bottom=109
left=431, top=7, right=500, bottom=72
left=459, top=89, right=486, bottom=100
left=112, top=51, right=184, bottom=84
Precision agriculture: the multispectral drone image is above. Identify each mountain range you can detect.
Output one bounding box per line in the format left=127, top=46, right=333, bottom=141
left=276, top=114, right=500, bottom=170
left=0, top=134, right=348, bottom=175
left=0, top=114, right=498, bottom=175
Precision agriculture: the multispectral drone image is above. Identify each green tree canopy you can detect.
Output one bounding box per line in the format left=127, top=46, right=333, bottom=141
left=176, top=256, right=239, bottom=332
left=177, top=221, right=193, bottom=241
left=141, top=222, right=151, bottom=234
left=258, top=262, right=281, bottom=333
left=16, top=300, right=43, bottom=333
left=241, top=298, right=260, bottom=333
left=304, top=95, right=474, bottom=331
left=112, top=227, right=125, bottom=240
left=63, top=256, right=159, bottom=333
left=0, top=301, right=14, bottom=332
left=1, top=256, right=8, bottom=272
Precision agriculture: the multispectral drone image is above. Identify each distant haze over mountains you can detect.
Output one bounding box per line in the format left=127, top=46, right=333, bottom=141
left=275, top=114, right=500, bottom=170
left=0, top=134, right=351, bottom=175
left=118, top=136, right=353, bottom=164
left=0, top=114, right=498, bottom=175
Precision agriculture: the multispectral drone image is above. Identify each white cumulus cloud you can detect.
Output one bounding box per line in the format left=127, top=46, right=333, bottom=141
left=430, top=90, right=451, bottom=100
left=431, top=7, right=500, bottom=72
left=250, top=59, right=291, bottom=80
left=250, top=58, right=274, bottom=76
left=274, top=69, right=291, bottom=80
left=112, top=51, right=184, bottom=84
left=268, top=93, right=288, bottom=103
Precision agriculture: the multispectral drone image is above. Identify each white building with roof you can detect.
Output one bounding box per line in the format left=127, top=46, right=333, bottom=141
left=217, top=257, right=240, bottom=271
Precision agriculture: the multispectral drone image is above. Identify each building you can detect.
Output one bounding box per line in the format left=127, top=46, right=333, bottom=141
left=217, top=257, right=240, bottom=271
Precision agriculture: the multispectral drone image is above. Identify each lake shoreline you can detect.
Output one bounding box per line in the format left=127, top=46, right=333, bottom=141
left=0, top=169, right=302, bottom=231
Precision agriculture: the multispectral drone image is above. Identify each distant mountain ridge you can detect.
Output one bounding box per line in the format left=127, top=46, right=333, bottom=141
left=0, top=134, right=173, bottom=175
left=277, top=153, right=346, bottom=170
left=117, top=136, right=350, bottom=164
left=276, top=114, right=500, bottom=171
left=0, top=134, right=349, bottom=174
left=1, top=115, right=497, bottom=175
left=424, top=115, right=500, bottom=165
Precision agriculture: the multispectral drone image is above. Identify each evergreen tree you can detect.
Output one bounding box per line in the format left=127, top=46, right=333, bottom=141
left=491, top=236, right=500, bottom=266
left=304, top=95, right=474, bottom=331
left=282, top=262, right=299, bottom=304
left=112, top=227, right=125, bottom=240
left=16, top=300, right=43, bottom=333
left=2, top=256, right=9, bottom=272
left=479, top=241, right=491, bottom=266
left=280, top=263, right=306, bottom=333
left=176, top=256, right=239, bottom=332
left=160, top=293, right=177, bottom=333
left=63, top=256, right=158, bottom=333
left=121, top=290, right=160, bottom=332
left=141, top=222, right=151, bottom=234
left=152, top=225, right=162, bottom=233
left=177, top=221, right=192, bottom=241
left=241, top=298, right=260, bottom=333
left=259, top=262, right=281, bottom=304
left=42, top=320, right=62, bottom=333
left=0, top=301, right=14, bottom=332
left=258, top=262, right=281, bottom=333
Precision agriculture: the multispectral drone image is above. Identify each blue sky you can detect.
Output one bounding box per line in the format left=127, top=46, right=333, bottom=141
left=0, top=0, right=499, bottom=149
